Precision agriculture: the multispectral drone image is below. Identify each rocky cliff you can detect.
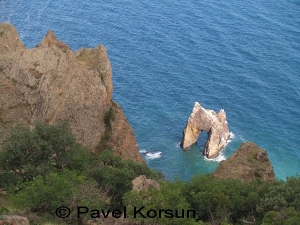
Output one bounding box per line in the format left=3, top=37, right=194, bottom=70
left=0, top=23, right=144, bottom=163
left=180, top=102, right=230, bottom=158
left=213, top=142, right=275, bottom=182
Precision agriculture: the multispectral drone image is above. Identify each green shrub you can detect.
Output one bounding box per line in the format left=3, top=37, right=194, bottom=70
left=262, top=208, right=300, bottom=225
left=257, top=176, right=300, bottom=215
left=95, top=108, right=116, bottom=153
left=12, top=170, right=108, bottom=219
left=0, top=206, right=9, bottom=214
left=90, top=149, right=161, bottom=206
left=0, top=122, right=91, bottom=187
left=124, top=180, right=199, bottom=225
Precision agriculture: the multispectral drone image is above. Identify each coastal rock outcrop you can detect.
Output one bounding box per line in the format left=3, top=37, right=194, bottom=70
left=180, top=102, right=230, bottom=158
left=132, top=175, right=160, bottom=192
left=0, top=23, right=144, bottom=163
left=213, top=142, right=275, bottom=182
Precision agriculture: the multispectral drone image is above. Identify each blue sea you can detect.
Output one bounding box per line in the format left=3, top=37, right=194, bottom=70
left=1, top=0, right=300, bottom=180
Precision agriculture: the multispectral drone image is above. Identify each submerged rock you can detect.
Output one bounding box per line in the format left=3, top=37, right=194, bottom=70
left=0, top=23, right=143, bottom=163
left=213, top=142, right=275, bottom=182
left=180, top=102, right=230, bottom=158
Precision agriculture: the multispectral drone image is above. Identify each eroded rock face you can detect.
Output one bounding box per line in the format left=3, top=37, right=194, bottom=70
left=180, top=102, right=230, bottom=158
left=132, top=175, right=160, bottom=191
left=0, top=23, right=144, bottom=163
left=213, top=142, right=275, bottom=182
left=0, top=215, right=30, bottom=225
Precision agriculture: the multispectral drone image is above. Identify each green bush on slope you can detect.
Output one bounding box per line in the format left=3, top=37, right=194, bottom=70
left=0, top=122, right=162, bottom=224
left=90, top=149, right=162, bottom=207
left=2, top=122, right=300, bottom=225
left=124, top=173, right=300, bottom=225
left=0, top=122, right=90, bottom=188
left=12, top=170, right=107, bottom=217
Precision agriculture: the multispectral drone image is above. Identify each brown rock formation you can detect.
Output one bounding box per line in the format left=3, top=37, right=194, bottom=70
left=180, top=102, right=230, bottom=158
left=0, top=215, right=29, bottom=225
left=132, top=175, right=160, bottom=191
left=0, top=23, right=143, bottom=163
left=213, top=142, right=275, bottom=182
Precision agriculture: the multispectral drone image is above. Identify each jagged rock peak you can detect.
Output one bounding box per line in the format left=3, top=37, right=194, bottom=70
left=213, top=142, right=276, bottom=182
left=0, top=23, right=25, bottom=53
left=39, top=30, right=58, bottom=47
left=38, top=30, right=71, bottom=53
left=180, top=102, right=230, bottom=158
left=0, top=23, right=144, bottom=163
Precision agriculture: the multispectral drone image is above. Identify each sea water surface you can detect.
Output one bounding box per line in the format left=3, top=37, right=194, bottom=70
left=1, top=0, right=300, bottom=180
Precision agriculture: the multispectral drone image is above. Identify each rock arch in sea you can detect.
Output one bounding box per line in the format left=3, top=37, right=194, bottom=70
left=180, top=102, right=230, bottom=158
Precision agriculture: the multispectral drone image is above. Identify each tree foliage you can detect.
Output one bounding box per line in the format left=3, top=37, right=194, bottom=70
left=124, top=180, right=198, bottom=225
left=0, top=122, right=90, bottom=185
left=12, top=170, right=108, bottom=220
left=90, top=149, right=162, bottom=206
left=257, top=176, right=300, bottom=215
left=124, top=173, right=300, bottom=225
left=0, top=122, right=162, bottom=223
left=2, top=122, right=300, bottom=224
left=262, top=208, right=300, bottom=225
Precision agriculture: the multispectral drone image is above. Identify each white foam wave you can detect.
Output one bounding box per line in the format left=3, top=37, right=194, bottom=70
left=204, top=132, right=236, bottom=162
left=204, top=150, right=226, bottom=162
left=146, top=151, right=162, bottom=160
left=139, top=149, right=148, bottom=154
left=223, top=132, right=235, bottom=146
left=226, top=138, right=233, bottom=145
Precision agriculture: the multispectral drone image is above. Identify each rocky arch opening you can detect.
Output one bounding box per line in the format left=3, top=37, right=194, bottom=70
left=196, top=130, right=209, bottom=153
